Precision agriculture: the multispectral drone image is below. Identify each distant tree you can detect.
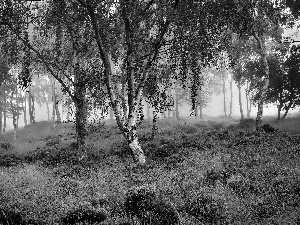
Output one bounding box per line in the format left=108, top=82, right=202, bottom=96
left=0, top=56, right=10, bottom=134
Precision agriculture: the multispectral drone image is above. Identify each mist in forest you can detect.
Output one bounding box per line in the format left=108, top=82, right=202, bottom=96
left=6, top=78, right=299, bottom=132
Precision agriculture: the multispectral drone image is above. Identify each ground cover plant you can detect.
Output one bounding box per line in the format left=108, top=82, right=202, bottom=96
left=0, top=116, right=300, bottom=224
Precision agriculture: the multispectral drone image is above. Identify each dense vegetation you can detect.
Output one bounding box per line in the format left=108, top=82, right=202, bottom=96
left=0, top=115, right=300, bottom=224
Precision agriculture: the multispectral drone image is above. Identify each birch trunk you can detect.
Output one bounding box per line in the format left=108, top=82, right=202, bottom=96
left=30, top=92, right=35, bottom=124
left=0, top=107, right=2, bottom=136
left=146, top=102, right=151, bottom=119
left=46, top=100, right=50, bottom=121
left=200, top=103, right=203, bottom=119
left=230, top=74, right=233, bottom=117
left=151, top=109, right=158, bottom=139
left=237, top=81, right=244, bottom=120
left=28, top=86, right=32, bottom=124
left=223, top=74, right=227, bottom=117
left=246, top=81, right=250, bottom=118
left=124, top=115, right=145, bottom=164
left=3, top=94, right=6, bottom=134
left=52, top=80, right=56, bottom=123
left=24, top=92, right=27, bottom=126
left=73, top=43, right=88, bottom=160
left=253, top=33, right=269, bottom=128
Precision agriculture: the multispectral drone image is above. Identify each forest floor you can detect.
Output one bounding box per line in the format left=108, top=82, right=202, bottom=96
left=0, top=115, right=300, bottom=224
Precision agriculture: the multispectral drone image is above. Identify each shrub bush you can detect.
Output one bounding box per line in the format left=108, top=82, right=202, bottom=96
left=124, top=185, right=180, bottom=225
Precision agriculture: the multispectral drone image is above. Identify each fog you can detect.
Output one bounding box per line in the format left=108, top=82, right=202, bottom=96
left=5, top=77, right=299, bottom=133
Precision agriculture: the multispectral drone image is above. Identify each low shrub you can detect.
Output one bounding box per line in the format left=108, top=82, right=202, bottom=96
left=60, top=207, right=107, bottom=225
left=124, top=185, right=180, bottom=225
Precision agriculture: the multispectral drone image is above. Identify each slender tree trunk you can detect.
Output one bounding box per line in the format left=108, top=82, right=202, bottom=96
left=277, top=91, right=283, bottom=120
left=245, top=81, right=250, bottom=118
left=52, top=80, right=56, bottom=123
left=238, top=81, right=244, bottom=120
left=222, top=74, right=227, bottom=117
left=167, top=108, right=171, bottom=118
left=174, top=91, right=180, bottom=119
left=3, top=94, right=6, bottom=134
left=253, top=33, right=269, bottom=128
left=146, top=102, right=151, bottom=119
left=200, top=103, right=203, bottom=119
left=151, top=109, right=158, bottom=139
left=31, top=92, right=35, bottom=124
left=17, top=112, right=19, bottom=129
left=230, top=74, right=233, bottom=117
left=23, top=92, right=27, bottom=126
left=12, top=112, right=17, bottom=141
left=195, top=105, right=198, bottom=118
left=66, top=97, right=71, bottom=121
left=0, top=107, right=2, bottom=136
left=109, top=108, right=114, bottom=120
left=46, top=100, right=50, bottom=121
left=28, top=86, right=32, bottom=124
left=54, top=88, right=61, bottom=123
left=10, top=90, right=17, bottom=141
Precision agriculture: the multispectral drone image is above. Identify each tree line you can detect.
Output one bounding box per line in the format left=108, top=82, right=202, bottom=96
left=0, top=0, right=298, bottom=165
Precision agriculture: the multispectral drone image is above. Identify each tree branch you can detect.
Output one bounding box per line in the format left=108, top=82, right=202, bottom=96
left=5, top=23, right=75, bottom=103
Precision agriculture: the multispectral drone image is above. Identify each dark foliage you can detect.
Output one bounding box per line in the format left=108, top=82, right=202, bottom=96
left=204, top=169, right=232, bottom=186
left=0, top=142, right=13, bottom=150
left=23, top=144, right=80, bottom=167
left=0, top=208, right=43, bottom=225
left=60, top=207, right=107, bottom=225
left=0, top=153, right=23, bottom=167
left=124, top=186, right=180, bottom=225
left=256, top=124, right=278, bottom=133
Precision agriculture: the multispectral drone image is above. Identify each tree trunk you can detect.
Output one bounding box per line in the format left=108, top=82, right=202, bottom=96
left=200, top=103, right=203, bottom=119
left=109, top=108, right=114, bottom=120
left=277, top=91, right=283, bottom=120
left=146, top=102, right=151, bottom=118
left=230, top=74, right=233, bottom=116
left=12, top=112, right=17, bottom=141
left=174, top=91, right=180, bottom=119
left=28, top=86, right=32, bottom=124
left=30, top=92, right=35, bottom=124
left=124, top=115, right=146, bottom=164
left=0, top=107, right=2, bottom=136
left=3, top=94, right=6, bottom=134
left=52, top=80, right=56, bottom=123
left=277, top=105, right=281, bottom=120
left=66, top=97, right=71, bottom=121
left=195, top=105, right=198, bottom=118
left=222, top=74, right=227, bottom=117
left=238, top=81, right=244, bottom=120
left=23, top=92, right=27, bottom=126
left=253, top=33, right=269, bottom=128
left=46, top=100, right=50, bottom=121
left=54, top=88, right=61, bottom=123
left=282, top=101, right=293, bottom=119
left=245, top=81, right=250, bottom=118
left=10, top=89, right=17, bottom=141
left=151, top=109, right=158, bottom=139
left=73, top=43, right=88, bottom=161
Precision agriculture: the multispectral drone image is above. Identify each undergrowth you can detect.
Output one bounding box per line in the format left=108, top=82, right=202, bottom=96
left=0, top=117, right=300, bottom=224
